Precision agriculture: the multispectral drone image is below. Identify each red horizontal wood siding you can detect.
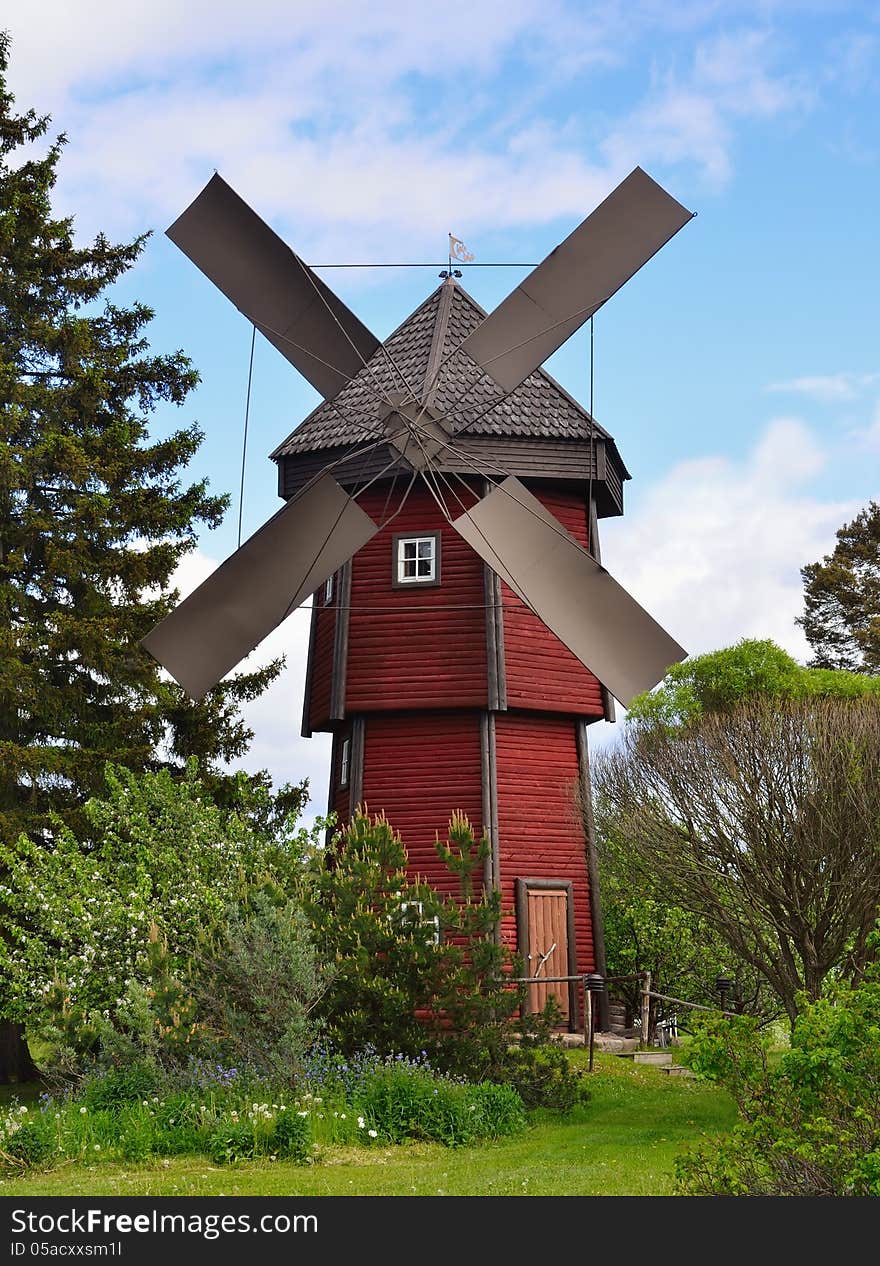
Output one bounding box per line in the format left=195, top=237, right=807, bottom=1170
left=494, top=712, right=594, bottom=981
left=344, top=483, right=488, bottom=714
left=501, top=487, right=605, bottom=717
left=360, top=711, right=483, bottom=900
left=308, top=594, right=337, bottom=733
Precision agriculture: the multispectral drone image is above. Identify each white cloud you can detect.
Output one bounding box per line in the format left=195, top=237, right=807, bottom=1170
left=601, top=416, right=850, bottom=658
left=602, top=26, right=811, bottom=187
left=767, top=371, right=880, bottom=402
left=588, top=414, right=856, bottom=751
left=3, top=3, right=814, bottom=248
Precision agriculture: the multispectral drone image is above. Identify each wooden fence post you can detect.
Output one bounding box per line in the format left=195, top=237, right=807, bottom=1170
left=640, top=970, right=651, bottom=1049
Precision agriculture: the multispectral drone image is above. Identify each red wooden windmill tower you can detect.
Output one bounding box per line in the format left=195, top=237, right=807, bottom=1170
left=143, top=170, right=693, bottom=1028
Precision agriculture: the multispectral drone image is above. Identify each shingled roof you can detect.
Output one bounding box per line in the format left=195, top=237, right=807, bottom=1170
left=270, top=279, right=618, bottom=460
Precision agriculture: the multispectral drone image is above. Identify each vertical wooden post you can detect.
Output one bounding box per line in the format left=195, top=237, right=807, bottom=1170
left=582, top=977, right=589, bottom=1050
left=587, top=988, right=595, bottom=1073
left=640, top=970, right=652, bottom=1049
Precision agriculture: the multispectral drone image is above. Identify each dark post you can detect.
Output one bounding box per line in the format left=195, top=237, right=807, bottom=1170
left=585, top=974, right=605, bottom=1072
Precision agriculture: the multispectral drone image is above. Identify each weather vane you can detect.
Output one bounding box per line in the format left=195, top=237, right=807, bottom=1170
left=441, top=232, right=474, bottom=278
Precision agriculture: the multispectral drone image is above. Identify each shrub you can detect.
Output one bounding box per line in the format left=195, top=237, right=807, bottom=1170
left=207, top=1123, right=255, bottom=1165
left=272, top=1109, right=311, bottom=1163
left=82, top=1061, right=162, bottom=1111
left=3, top=1120, right=53, bottom=1168
left=357, top=1063, right=526, bottom=1147
left=676, top=961, right=880, bottom=1195
left=0, top=762, right=324, bottom=1070
left=190, top=891, right=326, bottom=1082
left=306, top=811, right=581, bottom=1112
left=497, top=1044, right=590, bottom=1113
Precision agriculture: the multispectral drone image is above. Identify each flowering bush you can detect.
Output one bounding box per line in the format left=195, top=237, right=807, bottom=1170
left=0, top=762, right=326, bottom=1069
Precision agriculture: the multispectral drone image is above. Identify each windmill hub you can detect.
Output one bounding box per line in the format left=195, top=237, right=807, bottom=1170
left=381, top=393, right=450, bottom=471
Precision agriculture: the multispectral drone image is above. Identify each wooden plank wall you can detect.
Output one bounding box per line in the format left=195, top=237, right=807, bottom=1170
left=359, top=710, right=484, bottom=901
left=344, top=484, right=489, bottom=714
left=495, top=712, right=594, bottom=980
left=308, top=591, right=337, bottom=732
left=501, top=487, right=606, bottom=718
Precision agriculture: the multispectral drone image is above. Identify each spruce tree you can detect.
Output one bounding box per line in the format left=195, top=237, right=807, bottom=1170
left=0, top=35, right=282, bottom=1078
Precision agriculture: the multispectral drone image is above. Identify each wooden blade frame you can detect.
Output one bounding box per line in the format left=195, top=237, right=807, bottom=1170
left=141, top=474, right=379, bottom=700
left=452, top=476, right=686, bottom=705
left=167, top=174, right=380, bottom=400
left=459, top=167, right=693, bottom=394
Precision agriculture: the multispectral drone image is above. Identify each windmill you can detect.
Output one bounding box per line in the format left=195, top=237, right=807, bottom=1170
left=142, top=168, right=695, bottom=1027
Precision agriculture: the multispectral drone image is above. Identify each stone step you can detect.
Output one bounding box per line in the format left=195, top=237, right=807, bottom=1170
left=633, top=1050, right=674, bottom=1066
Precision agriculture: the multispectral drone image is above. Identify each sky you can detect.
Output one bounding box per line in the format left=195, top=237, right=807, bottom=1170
left=5, top=1, right=879, bottom=816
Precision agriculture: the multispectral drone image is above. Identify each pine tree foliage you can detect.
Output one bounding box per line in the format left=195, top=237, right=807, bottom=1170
left=798, top=501, right=880, bottom=675
left=0, top=34, right=281, bottom=844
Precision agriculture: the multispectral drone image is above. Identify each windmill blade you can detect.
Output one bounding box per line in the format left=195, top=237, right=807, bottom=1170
left=142, top=474, right=379, bottom=700
left=459, top=167, right=693, bottom=394
left=167, top=174, right=380, bottom=400
left=451, top=477, right=685, bottom=706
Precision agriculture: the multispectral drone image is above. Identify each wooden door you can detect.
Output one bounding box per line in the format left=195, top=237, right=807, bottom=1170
left=526, top=887, right=570, bottom=1021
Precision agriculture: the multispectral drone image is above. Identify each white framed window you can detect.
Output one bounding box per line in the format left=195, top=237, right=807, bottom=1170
left=324, top=573, right=335, bottom=605
left=339, top=736, right=351, bottom=789
left=399, top=900, right=441, bottom=945
left=392, top=532, right=440, bottom=587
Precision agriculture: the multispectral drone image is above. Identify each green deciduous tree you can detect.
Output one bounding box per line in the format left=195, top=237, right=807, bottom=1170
left=594, top=697, right=880, bottom=1025
left=626, top=637, right=880, bottom=730
left=798, top=501, right=880, bottom=675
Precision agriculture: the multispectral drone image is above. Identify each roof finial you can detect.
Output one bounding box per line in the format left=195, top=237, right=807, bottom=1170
left=440, top=232, right=473, bottom=279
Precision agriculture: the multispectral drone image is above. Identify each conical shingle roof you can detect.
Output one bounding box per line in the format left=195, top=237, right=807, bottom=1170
left=271, top=280, right=615, bottom=460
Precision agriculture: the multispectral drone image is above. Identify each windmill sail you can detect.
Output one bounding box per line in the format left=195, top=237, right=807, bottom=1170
left=167, top=174, right=380, bottom=400
left=141, top=474, right=379, bottom=700
left=451, top=477, right=685, bottom=706
left=458, top=167, right=693, bottom=395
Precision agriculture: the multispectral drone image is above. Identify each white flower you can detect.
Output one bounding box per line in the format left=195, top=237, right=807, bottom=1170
left=368, top=1129, right=378, bottom=1138
left=93, top=1144, right=101, bottom=1151
left=79, top=1106, right=87, bottom=1115
left=357, top=1116, right=365, bottom=1129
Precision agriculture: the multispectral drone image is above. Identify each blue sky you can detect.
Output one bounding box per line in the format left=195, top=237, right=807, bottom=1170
left=6, top=1, right=879, bottom=808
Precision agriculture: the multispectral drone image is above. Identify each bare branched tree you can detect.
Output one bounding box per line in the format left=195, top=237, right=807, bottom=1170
left=593, top=697, right=880, bottom=1024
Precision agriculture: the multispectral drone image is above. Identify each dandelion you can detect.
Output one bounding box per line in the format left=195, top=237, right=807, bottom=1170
left=94, top=1144, right=101, bottom=1151
left=79, top=1106, right=87, bottom=1115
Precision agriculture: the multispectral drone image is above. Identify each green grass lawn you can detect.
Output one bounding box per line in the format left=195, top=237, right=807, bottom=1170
left=0, top=1053, right=735, bottom=1197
